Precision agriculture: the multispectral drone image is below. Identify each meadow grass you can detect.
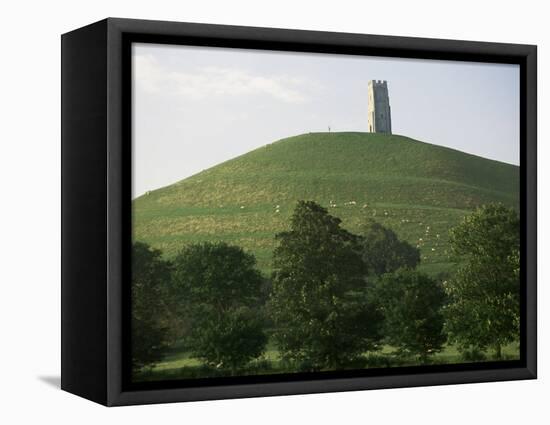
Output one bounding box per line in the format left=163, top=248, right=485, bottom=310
left=133, top=132, right=519, bottom=276
left=134, top=339, right=520, bottom=382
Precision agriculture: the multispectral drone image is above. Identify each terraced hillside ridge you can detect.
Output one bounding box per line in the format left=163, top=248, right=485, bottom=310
left=133, top=132, right=519, bottom=276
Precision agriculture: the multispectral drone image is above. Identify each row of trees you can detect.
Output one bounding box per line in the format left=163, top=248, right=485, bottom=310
left=132, top=201, right=520, bottom=372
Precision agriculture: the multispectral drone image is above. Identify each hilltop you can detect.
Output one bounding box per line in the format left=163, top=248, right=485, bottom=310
left=133, top=132, right=519, bottom=275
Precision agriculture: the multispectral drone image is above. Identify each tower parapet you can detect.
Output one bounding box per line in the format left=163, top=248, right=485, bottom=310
left=367, top=80, right=392, bottom=134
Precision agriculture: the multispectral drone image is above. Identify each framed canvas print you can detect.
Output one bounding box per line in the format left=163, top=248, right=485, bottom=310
left=61, top=18, right=537, bottom=406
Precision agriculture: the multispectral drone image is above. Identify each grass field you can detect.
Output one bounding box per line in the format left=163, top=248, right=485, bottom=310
left=134, top=339, right=521, bottom=382
left=132, top=132, right=520, bottom=383
left=133, top=132, right=519, bottom=276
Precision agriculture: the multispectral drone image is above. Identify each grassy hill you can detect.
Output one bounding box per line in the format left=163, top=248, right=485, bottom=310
left=133, top=132, right=519, bottom=276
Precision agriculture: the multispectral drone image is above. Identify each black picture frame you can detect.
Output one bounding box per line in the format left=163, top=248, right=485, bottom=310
left=61, top=17, right=537, bottom=406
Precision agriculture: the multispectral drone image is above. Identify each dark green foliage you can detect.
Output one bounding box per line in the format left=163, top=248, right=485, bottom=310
left=172, top=242, right=267, bottom=370
left=132, top=242, right=173, bottom=370
left=131, top=200, right=522, bottom=381
left=444, top=204, right=520, bottom=358
left=460, top=348, right=487, bottom=362
left=376, top=269, right=447, bottom=359
left=270, top=201, right=382, bottom=370
left=359, top=218, right=421, bottom=276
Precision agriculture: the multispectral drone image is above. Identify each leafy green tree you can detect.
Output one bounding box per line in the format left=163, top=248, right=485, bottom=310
left=270, top=201, right=382, bottom=370
left=444, top=204, right=520, bottom=359
left=172, top=242, right=267, bottom=371
left=376, top=269, right=447, bottom=360
left=359, top=218, right=420, bottom=276
left=132, top=242, right=173, bottom=370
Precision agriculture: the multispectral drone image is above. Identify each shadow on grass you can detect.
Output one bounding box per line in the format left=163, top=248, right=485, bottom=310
left=134, top=345, right=521, bottom=383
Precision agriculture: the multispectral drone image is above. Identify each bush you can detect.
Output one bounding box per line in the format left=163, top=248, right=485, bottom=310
left=359, top=218, right=420, bottom=276
left=172, top=242, right=267, bottom=370
left=131, top=242, right=174, bottom=370
left=461, top=348, right=487, bottom=362
left=444, top=204, right=520, bottom=359
left=270, top=201, right=382, bottom=370
left=376, top=269, right=447, bottom=360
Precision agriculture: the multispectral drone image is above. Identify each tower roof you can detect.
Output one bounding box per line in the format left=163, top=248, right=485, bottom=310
left=368, top=79, right=388, bottom=86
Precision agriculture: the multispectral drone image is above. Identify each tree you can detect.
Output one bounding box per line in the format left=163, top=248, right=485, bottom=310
left=359, top=218, right=420, bottom=276
left=270, top=201, right=382, bottom=370
left=172, top=242, right=267, bottom=371
left=444, top=204, right=520, bottom=359
left=132, top=242, right=173, bottom=370
left=376, top=269, right=447, bottom=360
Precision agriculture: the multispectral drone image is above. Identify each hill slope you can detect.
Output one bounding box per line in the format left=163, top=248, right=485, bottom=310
left=133, top=132, right=519, bottom=275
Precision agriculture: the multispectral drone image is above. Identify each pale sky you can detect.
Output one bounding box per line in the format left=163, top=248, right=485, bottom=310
left=132, top=42, right=520, bottom=198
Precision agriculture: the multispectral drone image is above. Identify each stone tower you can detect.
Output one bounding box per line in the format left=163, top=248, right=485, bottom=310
left=367, top=80, right=392, bottom=134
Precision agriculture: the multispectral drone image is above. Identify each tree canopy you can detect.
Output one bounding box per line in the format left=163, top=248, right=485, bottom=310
left=359, top=218, right=420, bottom=276
left=270, top=201, right=382, bottom=370
left=376, top=269, right=447, bottom=359
left=172, top=242, right=267, bottom=370
left=131, top=242, right=174, bottom=370
left=444, top=204, right=520, bottom=358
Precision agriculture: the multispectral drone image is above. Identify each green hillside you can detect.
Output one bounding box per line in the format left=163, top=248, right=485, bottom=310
left=133, top=132, right=519, bottom=276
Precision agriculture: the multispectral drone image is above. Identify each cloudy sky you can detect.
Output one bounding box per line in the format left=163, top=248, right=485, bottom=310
left=132, top=43, right=520, bottom=198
